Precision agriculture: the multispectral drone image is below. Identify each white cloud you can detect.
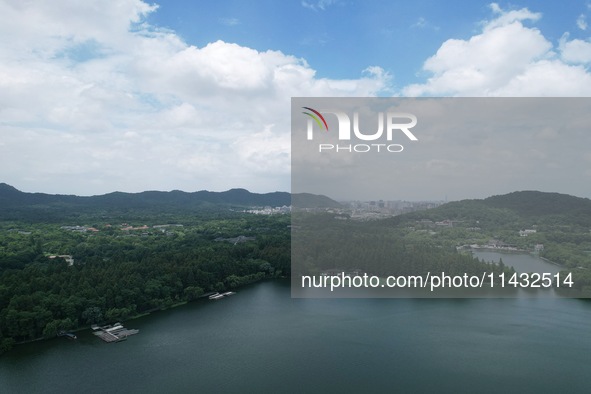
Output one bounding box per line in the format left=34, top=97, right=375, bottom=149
left=559, top=33, right=591, bottom=63
left=577, top=14, right=588, bottom=30
left=5, top=0, right=591, bottom=196
left=485, top=3, right=541, bottom=30
left=232, top=124, right=290, bottom=175
left=413, top=17, right=428, bottom=29
left=403, top=4, right=591, bottom=96
left=0, top=0, right=157, bottom=60
left=302, top=0, right=338, bottom=11
left=411, top=17, right=439, bottom=31
left=0, top=0, right=389, bottom=195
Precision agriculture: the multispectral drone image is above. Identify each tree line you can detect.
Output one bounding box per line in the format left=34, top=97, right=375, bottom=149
left=0, top=212, right=290, bottom=353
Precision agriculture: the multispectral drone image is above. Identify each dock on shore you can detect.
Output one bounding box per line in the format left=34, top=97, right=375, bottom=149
left=92, top=323, right=139, bottom=343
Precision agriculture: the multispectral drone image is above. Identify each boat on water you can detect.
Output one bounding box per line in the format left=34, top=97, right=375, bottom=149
left=58, top=331, right=77, bottom=340
left=208, top=291, right=236, bottom=300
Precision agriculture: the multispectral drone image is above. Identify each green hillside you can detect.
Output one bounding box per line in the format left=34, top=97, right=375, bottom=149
left=381, top=191, right=591, bottom=294
left=0, top=183, right=340, bottom=222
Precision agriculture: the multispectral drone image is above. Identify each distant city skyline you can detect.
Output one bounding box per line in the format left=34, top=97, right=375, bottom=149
left=2, top=1, right=591, bottom=197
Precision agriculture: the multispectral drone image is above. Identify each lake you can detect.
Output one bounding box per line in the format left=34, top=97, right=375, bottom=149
left=2, top=278, right=591, bottom=393
left=472, top=250, right=563, bottom=274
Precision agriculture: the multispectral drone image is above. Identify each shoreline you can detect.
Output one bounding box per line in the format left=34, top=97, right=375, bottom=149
left=470, top=247, right=564, bottom=268
left=6, top=277, right=282, bottom=352
left=469, top=246, right=527, bottom=253
left=538, top=255, right=564, bottom=268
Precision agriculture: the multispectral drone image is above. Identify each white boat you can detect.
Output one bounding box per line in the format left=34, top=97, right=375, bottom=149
left=209, top=291, right=236, bottom=300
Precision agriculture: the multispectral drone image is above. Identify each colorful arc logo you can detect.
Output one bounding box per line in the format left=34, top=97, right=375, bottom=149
left=302, top=107, right=328, bottom=131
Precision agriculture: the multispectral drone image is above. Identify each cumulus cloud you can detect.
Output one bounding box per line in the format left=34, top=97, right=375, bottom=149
left=485, top=2, right=541, bottom=30
left=403, top=3, right=591, bottom=96
left=559, top=33, right=591, bottom=63
left=0, top=0, right=389, bottom=195
left=4, top=0, right=591, bottom=196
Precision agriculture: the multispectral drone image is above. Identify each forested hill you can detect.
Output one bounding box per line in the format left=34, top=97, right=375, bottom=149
left=0, top=183, right=290, bottom=208
left=291, top=193, right=342, bottom=208
left=378, top=190, right=591, bottom=287
left=484, top=191, right=591, bottom=217
left=395, top=191, right=591, bottom=227
left=0, top=183, right=340, bottom=221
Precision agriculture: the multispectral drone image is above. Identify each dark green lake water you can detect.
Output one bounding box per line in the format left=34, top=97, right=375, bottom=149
left=2, top=278, right=591, bottom=393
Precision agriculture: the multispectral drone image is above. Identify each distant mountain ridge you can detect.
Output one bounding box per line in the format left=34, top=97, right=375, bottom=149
left=0, top=183, right=290, bottom=207
left=397, top=190, right=591, bottom=227
left=0, top=183, right=341, bottom=220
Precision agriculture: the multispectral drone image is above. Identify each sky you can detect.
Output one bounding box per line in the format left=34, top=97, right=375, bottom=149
left=1, top=0, right=591, bottom=197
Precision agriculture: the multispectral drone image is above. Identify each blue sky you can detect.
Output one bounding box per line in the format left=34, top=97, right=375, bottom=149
left=1, top=0, right=591, bottom=197
left=148, top=1, right=591, bottom=85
